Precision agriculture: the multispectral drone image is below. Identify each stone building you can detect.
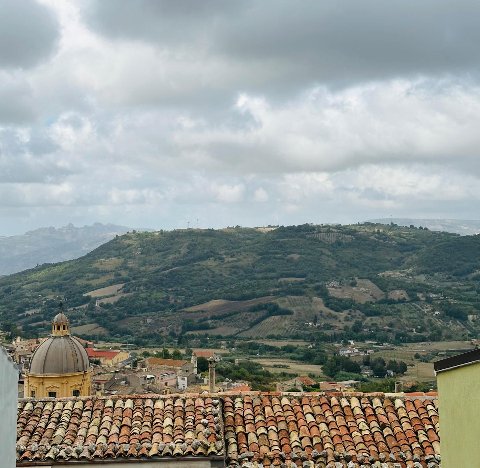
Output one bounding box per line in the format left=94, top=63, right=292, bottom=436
left=191, top=349, right=216, bottom=374
left=24, top=311, right=92, bottom=398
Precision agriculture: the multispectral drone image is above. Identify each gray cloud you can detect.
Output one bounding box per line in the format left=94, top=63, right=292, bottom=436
left=0, top=77, right=36, bottom=124
left=85, top=1, right=244, bottom=45
left=1, top=1, right=480, bottom=234
left=0, top=128, right=66, bottom=183
left=85, top=0, right=480, bottom=91
left=0, top=0, right=59, bottom=69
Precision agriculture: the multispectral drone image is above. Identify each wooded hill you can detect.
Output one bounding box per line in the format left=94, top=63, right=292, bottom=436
left=1, top=223, right=479, bottom=345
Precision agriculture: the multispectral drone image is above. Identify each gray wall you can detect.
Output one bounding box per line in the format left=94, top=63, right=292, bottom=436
left=0, top=346, right=18, bottom=468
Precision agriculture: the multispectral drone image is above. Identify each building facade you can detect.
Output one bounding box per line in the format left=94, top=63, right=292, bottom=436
left=24, top=312, right=92, bottom=398
left=1, top=346, right=18, bottom=468
left=86, top=347, right=129, bottom=366
left=435, top=348, right=480, bottom=468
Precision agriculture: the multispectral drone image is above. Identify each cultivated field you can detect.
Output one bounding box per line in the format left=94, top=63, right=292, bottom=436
left=251, top=358, right=326, bottom=377
left=328, top=278, right=385, bottom=303
left=97, top=293, right=131, bottom=305
left=71, top=323, right=108, bottom=335
left=366, top=340, right=476, bottom=382
left=255, top=339, right=311, bottom=347
left=93, top=257, right=124, bottom=270
left=84, top=283, right=125, bottom=298
left=184, top=297, right=274, bottom=314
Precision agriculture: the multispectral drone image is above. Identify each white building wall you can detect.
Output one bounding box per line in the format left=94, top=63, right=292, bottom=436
left=178, top=375, right=188, bottom=390
left=0, top=346, right=18, bottom=468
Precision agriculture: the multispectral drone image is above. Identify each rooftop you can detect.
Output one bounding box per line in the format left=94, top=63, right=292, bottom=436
left=145, top=357, right=189, bottom=368
left=17, top=394, right=223, bottom=464
left=16, top=391, right=440, bottom=467
left=194, top=350, right=216, bottom=358
left=434, top=347, right=480, bottom=373
left=86, top=348, right=121, bottom=360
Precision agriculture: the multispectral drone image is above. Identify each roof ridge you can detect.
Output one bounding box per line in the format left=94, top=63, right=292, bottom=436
left=18, top=389, right=438, bottom=403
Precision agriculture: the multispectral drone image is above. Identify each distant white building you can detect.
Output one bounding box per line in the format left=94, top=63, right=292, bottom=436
left=177, top=375, right=188, bottom=390
left=0, top=346, right=18, bottom=468
left=339, top=347, right=360, bottom=356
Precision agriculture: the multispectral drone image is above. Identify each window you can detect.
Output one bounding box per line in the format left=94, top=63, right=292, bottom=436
left=72, top=390, right=80, bottom=397
left=48, top=391, right=57, bottom=398
left=30, top=390, right=35, bottom=398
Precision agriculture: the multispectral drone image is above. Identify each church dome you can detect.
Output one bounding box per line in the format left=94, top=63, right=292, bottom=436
left=28, top=309, right=90, bottom=375
left=52, top=312, right=68, bottom=324
left=29, top=335, right=89, bottom=375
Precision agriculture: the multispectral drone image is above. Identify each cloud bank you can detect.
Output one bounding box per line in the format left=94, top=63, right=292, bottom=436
left=0, top=0, right=479, bottom=234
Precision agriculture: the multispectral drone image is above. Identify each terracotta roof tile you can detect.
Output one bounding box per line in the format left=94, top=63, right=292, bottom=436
left=222, top=393, right=440, bottom=467
left=145, top=357, right=188, bottom=368
left=86, top=348, right=121, bottom=360
left=193, top=350, right=216, bottom=358
left=16, top=395, right=224, bottom=463
left=16, top=392, right=440, bottom=467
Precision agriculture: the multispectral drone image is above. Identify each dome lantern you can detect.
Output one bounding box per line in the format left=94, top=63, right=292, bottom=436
left=52, top=309, right=70, bottom=337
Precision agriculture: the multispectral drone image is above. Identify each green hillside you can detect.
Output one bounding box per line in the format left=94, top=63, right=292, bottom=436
left=1, top=223, right=480, bottom=346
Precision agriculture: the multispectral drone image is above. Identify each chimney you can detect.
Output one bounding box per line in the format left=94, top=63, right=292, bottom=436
left=394, top=381, right=403, bottom=393
left=208, top=356, right=218, bottom=393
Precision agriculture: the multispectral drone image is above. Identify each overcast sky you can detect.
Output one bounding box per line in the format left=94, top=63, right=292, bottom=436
left=1, top=0, right=479, bottom=235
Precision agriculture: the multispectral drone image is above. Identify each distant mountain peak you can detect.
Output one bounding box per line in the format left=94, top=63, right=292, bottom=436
left=368, top=218, right=480, bottom=236
left=0, top=223, right=138, bottom=275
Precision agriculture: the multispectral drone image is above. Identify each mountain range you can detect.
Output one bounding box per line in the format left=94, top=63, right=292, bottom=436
left=370, top=218, right=480, bottom=236
left=0, top=223, right=133, bottom=276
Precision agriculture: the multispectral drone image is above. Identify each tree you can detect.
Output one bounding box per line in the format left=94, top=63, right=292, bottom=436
left=397, top=361, right=408, bottom=375
left=351, top=320, right=363, bottom=333
left=370, top=357, right=386, bottom=377
left=197, top=356, right=209, bottom=373
left=323, top=355, right=360, bottom=378
left=387, top=360, right=398, bottom=374
left=171, top=349, right=183, bottom=360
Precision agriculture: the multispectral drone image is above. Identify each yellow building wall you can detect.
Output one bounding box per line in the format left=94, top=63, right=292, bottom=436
left=101, top=350, right=129, bottom=366
left=437, top=362, right=480, bottom=468
left=24, top=370, right=92, bottom=398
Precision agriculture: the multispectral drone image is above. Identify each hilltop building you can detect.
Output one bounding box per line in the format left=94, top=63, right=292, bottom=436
left=24, top=311, right=92, bottom=398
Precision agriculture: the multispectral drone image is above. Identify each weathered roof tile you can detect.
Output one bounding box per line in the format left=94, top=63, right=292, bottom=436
left=16, top=392, right=439, bottom=467
left=223, top=393, right=439, bottom=467
left=17, top=395, right=225, bottom=463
